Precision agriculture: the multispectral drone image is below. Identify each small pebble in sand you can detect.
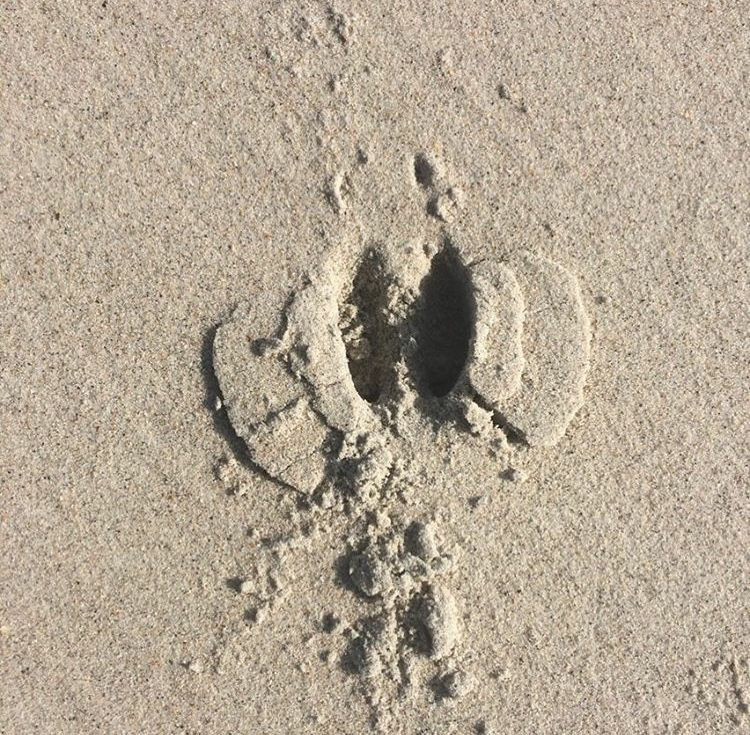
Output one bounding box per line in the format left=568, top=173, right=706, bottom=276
left=215, top=456, right=235, bottom=483
left=501, top=466, right=527, bottom=483
left=462, top=399, right=494, bottom=437
left=439, top=668, right=474, bottom=699
left=421, top=584, right=459, bottom=660
left=246, top=605, right=267, bottom=625
left=328, top=171, right=351, bottom=214
left=431, top=186, right=464, bottom=222
left=318, top=485, right=337, bottom=509
left=187, top=659, right=204, bottom=674
left=239, top=579, right=254, bottom=595
left=468, top=495, right=487, bottom=510
left=349, top=549, right=392, bottom=597
left=408, top=521, right=440, bottom=562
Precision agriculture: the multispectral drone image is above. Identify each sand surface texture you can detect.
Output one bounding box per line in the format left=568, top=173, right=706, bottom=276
left=2, top=3, right=749, bottom=734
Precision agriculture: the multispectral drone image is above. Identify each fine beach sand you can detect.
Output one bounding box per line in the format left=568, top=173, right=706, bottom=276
left=1, top=3, right=749, bottom=734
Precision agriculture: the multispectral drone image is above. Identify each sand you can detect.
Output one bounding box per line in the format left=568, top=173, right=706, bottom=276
left=1, top=2, right=749, bottom=734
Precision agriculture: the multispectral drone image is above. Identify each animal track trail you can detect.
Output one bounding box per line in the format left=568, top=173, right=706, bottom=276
left=212, top=235, right=591, bottom=494
left=210, top=151, right=592, bottom=731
